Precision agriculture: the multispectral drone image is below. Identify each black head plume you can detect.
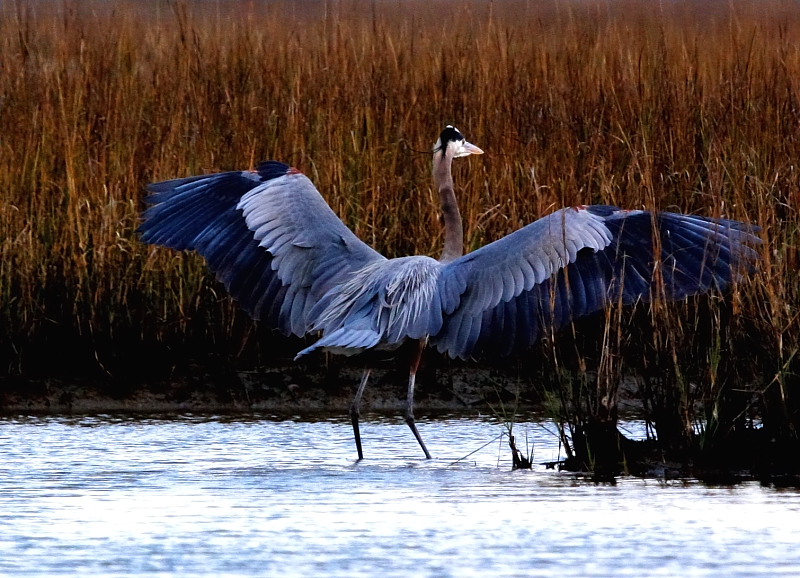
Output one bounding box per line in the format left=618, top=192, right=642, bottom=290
left=435, top=125, right=464, bottom=152
left=440, top=125, right=463, bottom=144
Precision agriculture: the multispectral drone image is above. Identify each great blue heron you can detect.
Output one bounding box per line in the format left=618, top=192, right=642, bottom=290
left=139, top=125, right=760, bottom=460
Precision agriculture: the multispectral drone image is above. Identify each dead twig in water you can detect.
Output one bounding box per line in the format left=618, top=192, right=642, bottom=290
left=508, top=432, right=532, bottom=470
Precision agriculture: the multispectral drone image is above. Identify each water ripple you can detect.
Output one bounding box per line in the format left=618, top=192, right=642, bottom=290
left=0, top=415, right=798, bottom=577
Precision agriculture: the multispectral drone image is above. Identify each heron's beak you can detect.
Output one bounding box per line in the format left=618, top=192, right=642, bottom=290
left=456, top=141, right=484, bottom=158
left=464, top=141, right=484, bottom=155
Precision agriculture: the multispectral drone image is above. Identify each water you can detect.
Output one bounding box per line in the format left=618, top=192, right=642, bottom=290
left=1, top=414, right=798, bottom=577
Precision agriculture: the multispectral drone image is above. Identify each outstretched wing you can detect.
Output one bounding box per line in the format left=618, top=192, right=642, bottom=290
left=431, top=205, right=761, bottom=359
left=139, top=161, right=385, bottom=337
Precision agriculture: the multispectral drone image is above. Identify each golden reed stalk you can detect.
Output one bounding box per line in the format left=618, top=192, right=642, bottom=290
left=0, top=0, right=796, bottom=410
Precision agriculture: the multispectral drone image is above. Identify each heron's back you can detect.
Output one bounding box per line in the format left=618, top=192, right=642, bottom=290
left=295, top=256, right=443, bottom=358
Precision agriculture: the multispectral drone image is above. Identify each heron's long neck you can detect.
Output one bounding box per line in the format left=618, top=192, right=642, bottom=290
left=435, top=152, right=463, bottom=263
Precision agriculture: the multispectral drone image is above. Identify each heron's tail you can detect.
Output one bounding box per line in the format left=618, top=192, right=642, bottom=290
left=294, top=327, right=382, bottom=360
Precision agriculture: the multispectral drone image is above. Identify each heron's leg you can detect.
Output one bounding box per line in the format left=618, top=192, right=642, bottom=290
left=405, top=340, right=432, bottom=459
left=350, top=369, right=371, bottom=461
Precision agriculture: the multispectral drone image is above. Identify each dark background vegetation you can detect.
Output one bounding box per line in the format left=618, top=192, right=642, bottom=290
left=0, top=0, right=798, bottom=474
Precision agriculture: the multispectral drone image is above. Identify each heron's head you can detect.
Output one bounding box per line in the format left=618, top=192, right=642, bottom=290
left=433, top=125, right=483, bottom=159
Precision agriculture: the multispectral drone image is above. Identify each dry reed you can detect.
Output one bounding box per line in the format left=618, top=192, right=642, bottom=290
left=0, top=0, right=798, bottom=460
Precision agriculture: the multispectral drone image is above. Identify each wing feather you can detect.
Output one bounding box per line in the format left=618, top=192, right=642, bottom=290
left=140, top=161, right=385, bottom=337
left=431, top=206, right=760, bottom=359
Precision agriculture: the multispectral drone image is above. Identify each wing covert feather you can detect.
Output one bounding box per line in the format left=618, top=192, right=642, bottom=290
left=140, top=161, right=385, bottom=337
left=431, top=206, right=760, bottom=359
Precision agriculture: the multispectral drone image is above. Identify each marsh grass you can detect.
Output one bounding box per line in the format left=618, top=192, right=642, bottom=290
left=1, top=0, right=798, bottom=472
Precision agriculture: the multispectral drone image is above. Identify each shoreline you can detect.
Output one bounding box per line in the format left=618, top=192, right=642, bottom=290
left=4, top=370, right=798, bottom=485
left=0, top=365, right=554, bottom=416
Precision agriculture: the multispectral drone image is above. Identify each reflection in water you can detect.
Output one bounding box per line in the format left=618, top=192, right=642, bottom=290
left=0, top=415, right=799, bottom=577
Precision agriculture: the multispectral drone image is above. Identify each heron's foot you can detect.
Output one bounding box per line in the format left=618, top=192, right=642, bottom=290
left=350, top=403, right=364, bottom=461
left=349, top=369, right=370, bottom=461
left=405, top=412, right=432, bottom=459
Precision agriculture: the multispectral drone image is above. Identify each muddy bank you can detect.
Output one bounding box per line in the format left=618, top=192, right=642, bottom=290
left=0, top=363, right=561, bottom=416
left=5, top=363, right=796, bottom=485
